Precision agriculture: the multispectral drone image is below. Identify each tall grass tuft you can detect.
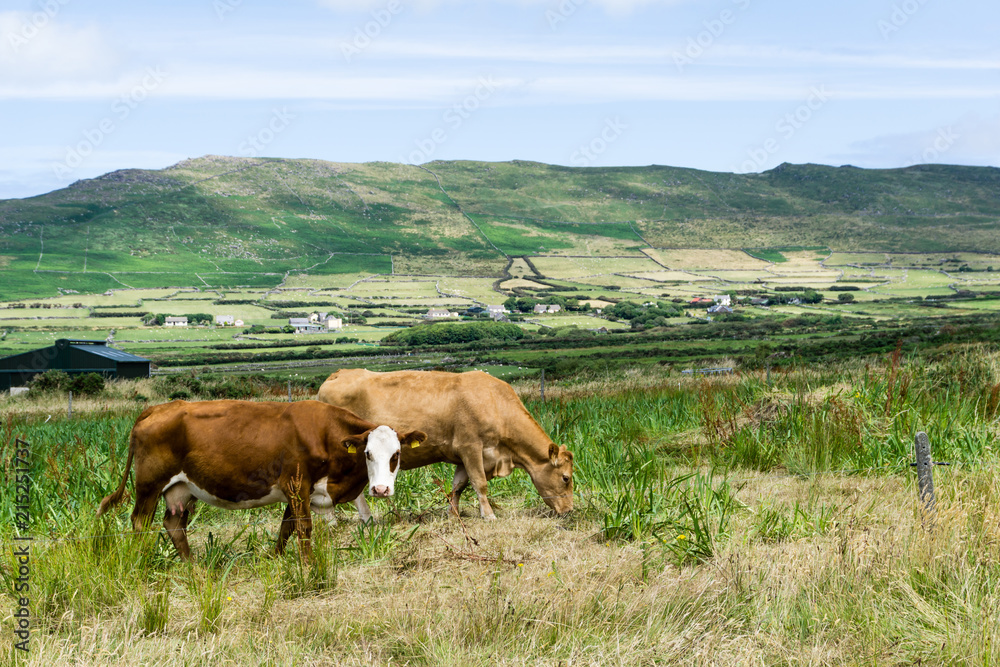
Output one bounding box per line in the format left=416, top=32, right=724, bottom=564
left=278, top=520, right=339, bottom=599
left=138, top=578, right=170, bottom=636
left=186, top=563, right=232, bottom=634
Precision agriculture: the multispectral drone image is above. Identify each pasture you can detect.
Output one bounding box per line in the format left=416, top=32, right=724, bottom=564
left=4, top=247, right=997, bottom=332
left=3, top=350, right=1000, bottom=665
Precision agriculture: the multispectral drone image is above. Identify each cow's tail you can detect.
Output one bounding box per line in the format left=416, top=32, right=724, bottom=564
left=98, top=428, right=137, bottom=516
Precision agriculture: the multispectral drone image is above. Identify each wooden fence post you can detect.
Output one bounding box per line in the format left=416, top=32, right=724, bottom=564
left=288, top=380, right=292, bottom=402
left=540, top=368, right=545, bottom=402
left=914, top=431, right=935, bottom=516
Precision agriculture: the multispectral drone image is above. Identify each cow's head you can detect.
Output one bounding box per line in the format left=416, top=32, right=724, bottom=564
left=532, top=443, right=574, bottom=515
left=343, top=426, right=426, bottom=498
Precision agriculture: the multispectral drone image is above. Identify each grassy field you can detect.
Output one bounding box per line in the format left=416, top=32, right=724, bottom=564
left=3, top=350, right=1000, bottom=664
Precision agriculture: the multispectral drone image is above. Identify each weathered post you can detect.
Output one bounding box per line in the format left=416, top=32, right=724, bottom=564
left=540, top=368, right=545, bottom=402
left=288, top=380, right=292, bottom=402
left=914, top=431, right=935, bottom=517
left=68, top=390, right=73, bottom=418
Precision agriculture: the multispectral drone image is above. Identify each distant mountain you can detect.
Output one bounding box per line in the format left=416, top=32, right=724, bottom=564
left=0, top=156, right=998, bottom=299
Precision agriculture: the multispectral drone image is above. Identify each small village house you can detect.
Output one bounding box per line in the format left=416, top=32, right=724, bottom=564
left=712, top=294, right=732, bottom=307
left=425, top=308, right=457, bottom=320
left=289, top=317, right=323, bottom=334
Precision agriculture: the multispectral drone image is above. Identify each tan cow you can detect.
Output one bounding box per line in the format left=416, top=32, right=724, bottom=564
left=98, top=399, right=425, bottom=560
left=317, top=369, right=573, bottom=520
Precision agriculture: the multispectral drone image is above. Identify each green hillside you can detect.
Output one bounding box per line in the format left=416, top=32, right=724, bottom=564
left=0, top=156, right=998, bottom=299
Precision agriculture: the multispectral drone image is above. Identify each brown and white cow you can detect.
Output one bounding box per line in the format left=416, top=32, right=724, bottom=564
left=317, top=369, right=573, bottom=520
left=98, top=399, right=425, bottom=560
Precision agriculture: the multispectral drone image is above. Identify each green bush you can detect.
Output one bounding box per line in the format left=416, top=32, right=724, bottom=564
left=382, top=321, right=524, bottom=347
left=28, top=369, right=70, bottom=394
left=68, top=373, right=105, bottom=396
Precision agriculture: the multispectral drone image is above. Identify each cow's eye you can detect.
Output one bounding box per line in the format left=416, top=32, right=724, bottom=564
left=366, top=451, right=373, bottom=460
left=562, top=474, right=570, bottom=484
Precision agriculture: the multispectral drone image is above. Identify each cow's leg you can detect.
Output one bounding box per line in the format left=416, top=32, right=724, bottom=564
left=353, top=494, right=373, bottom=523
left=278, top=486, right=314, bottom=559
left=130, top=482, right=163, bottom=532
left=275, top=505, right=295, bottom=555
left=162, top=483, right=195, bottom=560
left=457, top=447, right=496, bottom=520
left=449, top=464, right=470, bottom=517
left=296, top=509, right=314, bottom=559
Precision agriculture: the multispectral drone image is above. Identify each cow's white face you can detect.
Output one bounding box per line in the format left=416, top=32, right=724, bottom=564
left=364, top=425, right=402, bottom=498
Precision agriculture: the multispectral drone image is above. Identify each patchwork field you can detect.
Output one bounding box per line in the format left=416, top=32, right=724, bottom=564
left=5, top=245, right=1000, bottom=374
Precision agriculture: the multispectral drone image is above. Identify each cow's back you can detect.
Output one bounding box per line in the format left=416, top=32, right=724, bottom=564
left=318, top=369, right=547, bottom=461
left=130, top=400, right=368, bottom=495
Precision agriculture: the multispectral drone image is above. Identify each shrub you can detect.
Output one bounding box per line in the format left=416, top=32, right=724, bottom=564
left=68, top=373, right=105, bottom=396
left=382, top=321, right=524, bottom=347
left=28, top=370, right=70, bottom=394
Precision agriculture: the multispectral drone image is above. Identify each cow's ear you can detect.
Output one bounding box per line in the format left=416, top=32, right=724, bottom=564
left=560, top=446, right=573, bottom=463
left=548, top=443, right=560, bottom=466
left=402, top=430, right=427, bottom=448
left=342, top=433, right=367, bottom=454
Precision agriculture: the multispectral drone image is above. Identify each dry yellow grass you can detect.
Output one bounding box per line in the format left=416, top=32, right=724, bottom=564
left=15, top=466, right=1000, bottom=665
left=644, top=249, right=771, bottom=271
left=623, top=270, right=712, bottom=283
left=499, top=278, right=550, bottom=291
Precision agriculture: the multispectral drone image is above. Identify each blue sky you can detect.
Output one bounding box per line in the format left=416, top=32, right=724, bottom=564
left=1, top=0, right=997, bottom=199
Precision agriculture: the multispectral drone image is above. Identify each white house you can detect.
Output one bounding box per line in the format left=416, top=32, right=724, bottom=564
left=425, top=308, right=457, bottom=320
left=533, top=304, right=562, bottom=314
left=712, top=294, right=732, bottom=307
left=313, top=312, right=343, bottom=330
left=165, top=316, right=188, bottom=327
left=215, top=315, right=235, bottom=326
left=486, top=305, right=507, bottom=319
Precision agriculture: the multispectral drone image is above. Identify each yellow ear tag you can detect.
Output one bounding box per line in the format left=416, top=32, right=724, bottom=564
left=410, top=440, right=421, bottom=448
left=347, top=445, right=357, bottom=454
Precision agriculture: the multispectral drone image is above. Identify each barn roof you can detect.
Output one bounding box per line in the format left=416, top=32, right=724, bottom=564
left=62, top=340, right=149, bottom=363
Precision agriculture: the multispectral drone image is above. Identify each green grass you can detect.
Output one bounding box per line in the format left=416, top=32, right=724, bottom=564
left=5, top=352, right=1000, bottom=663
left=744, top=248, right=788, bottom=263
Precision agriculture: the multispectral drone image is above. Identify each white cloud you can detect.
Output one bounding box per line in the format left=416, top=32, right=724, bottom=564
left=316, top=0, right=686, bottom=15
left=842, top=113, right=1000, bottom=168
left=3, top=64, right=998, bottom=104
left=0, top=11, right=119, bottom=81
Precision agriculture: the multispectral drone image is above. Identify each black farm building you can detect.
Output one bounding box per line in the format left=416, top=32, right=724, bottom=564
left=0, top=339, right=151, bottom=391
